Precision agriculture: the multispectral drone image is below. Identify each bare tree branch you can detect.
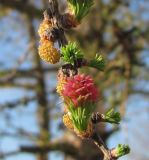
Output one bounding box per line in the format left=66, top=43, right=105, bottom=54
left=0, top=137, right=79, bottom=159
left=0, top=96, right=37, bottom=110
left=0, top=66, right=59, bottom=82
left=0, top=0, right=42, bottom=18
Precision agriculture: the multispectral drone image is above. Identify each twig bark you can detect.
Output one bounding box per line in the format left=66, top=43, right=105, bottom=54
left=91, top=132, right=116, bottom=160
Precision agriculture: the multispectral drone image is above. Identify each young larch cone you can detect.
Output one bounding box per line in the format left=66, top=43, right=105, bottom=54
left=38, top=40, right=60, bottom=64
left=38, top=20, right=52, bottom=40
left=74, top=121, right=94, bottom=139
left=62, top=74, right=99, bottom=107
left=63, top=113, right=74, bottom=130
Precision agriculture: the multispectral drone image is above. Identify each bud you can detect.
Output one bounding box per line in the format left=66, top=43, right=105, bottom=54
left=61, top=13, right=79, bottom=29
left=111, top=144, right=130, bottom=158
left=88, top=54, right=105, bottom=71
left=67, top=0, right=94, bottom=23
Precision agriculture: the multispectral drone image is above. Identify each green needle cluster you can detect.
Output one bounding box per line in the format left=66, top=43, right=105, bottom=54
left=61, top=42, right=84, bottom=65
left=116, top=144, right=130, bottom=158
left=104, top=108, right=121, bottom=124
left=68, top=0, right=94, bottom=22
